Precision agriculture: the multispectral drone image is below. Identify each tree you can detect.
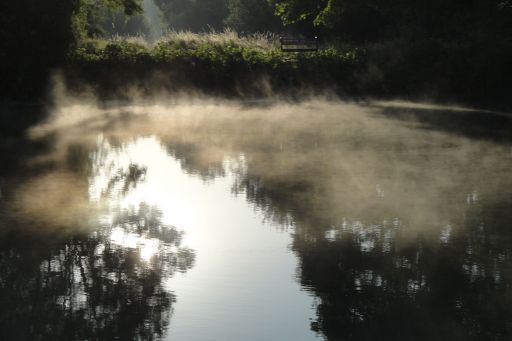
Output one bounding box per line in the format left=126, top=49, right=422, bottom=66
left=154, top=0, right=228, bottom=32
left=0, top=0, right=81, bottom=98
left=85, top=5, right=151, bottom=38
left=270, top=0, right=324, bottom=33
left=270, top=0, right=392, bottom=40
left=0, top=0, right=144, bottom=99
left=74, top=0, right=145, bottom=39
left=225, top=0, right=282, bottom=33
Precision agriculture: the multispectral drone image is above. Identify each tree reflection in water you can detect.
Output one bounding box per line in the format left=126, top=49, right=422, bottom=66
left=227, top=128, right=512, bottom=340
left=2, top=100, right=512, bottom=340
left=230, top=151, right=512, bottom=340
left=291, top=216, right=512, bottom=340
left=0, top=136, right=195, bottom=341
left=228, top=169, right=512, bottom=340
left=147, top=102, right=512, bottom=341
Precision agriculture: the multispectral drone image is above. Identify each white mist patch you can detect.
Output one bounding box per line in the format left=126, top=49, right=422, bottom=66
left=371, top=100, right=506, bottom=114
left=3, top=94, right=512, bottom=340
left=20, top=97, right=511, bottom=242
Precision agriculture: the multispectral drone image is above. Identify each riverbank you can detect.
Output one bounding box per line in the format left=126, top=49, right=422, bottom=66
left=63, top=32, right=361, bottom=99
left=59, top=31, right=511, bottom=110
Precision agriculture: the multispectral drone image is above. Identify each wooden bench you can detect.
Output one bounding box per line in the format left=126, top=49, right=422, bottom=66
left=280, top=37, right=319, bottom=52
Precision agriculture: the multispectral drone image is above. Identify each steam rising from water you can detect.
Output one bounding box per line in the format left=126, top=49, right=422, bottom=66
left=2, top=92, right=512, bottom=340
left=14, top=94, right=512, bottom=244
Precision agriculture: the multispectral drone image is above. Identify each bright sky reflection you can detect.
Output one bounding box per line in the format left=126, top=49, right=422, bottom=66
left=87, top=135, right=319, bottom=341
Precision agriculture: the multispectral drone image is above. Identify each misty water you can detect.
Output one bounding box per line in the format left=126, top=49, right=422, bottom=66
left=1, top=98, right=512, bottom=340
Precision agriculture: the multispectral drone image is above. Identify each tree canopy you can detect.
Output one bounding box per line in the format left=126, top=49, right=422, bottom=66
left=0, top=0, right=145, bottom=98
left=0, top=0, right=510, bottom=101
left=153, top=0, right=228, bottom=31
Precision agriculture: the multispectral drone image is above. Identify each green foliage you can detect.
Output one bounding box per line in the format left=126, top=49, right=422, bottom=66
left=1, top=0, right=510, bottom=106
left=225, top=0, right=283, bottom=33
left=0, top=0, right=146, bottom=99
left=70, top=33, right=358, bottom=68
left=75, top=0, right=145, bottom=39
left=91, top=8, right=150, bottom=38
left=271, top=0, right=512, bottom=43
left=0, top=0, right=81, bottom=98
left=66, top=32, right=361, bottom=97
left=95, top=0, right=144, bottom=16
left=154, top=0, right=228, bottom=32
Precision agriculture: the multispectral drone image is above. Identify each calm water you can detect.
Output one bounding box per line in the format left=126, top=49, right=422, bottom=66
left=1, top=99, right=512, bottom=340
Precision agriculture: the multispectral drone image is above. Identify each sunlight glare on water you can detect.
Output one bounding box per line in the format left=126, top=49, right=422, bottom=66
left=3, top=99, right=512, bottom=341
left=87, top=134, right=320, bottom=341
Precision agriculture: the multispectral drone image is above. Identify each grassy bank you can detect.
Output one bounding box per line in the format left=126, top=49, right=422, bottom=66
left=64, top=31, right=362, bottom=99
left=62, top=31, right=510, bottom=109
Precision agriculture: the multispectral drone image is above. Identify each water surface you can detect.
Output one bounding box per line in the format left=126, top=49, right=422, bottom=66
left=1, top=99, right=512, bottom=340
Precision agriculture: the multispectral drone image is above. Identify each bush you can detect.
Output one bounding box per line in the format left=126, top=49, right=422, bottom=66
left=65, top=31, right=361, bottom=98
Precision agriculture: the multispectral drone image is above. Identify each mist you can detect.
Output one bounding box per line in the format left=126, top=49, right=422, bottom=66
left=14, top=86, right=512, bottom=242
left=1, top=81, right=512, bottom=339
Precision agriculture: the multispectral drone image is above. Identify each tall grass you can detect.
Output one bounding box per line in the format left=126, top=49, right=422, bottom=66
left=65, top=30, right=361, bottom=98
left=158, top=29, right=279, bottom=50
left=74, top=29, right=279, bottom=58
left=68, top=30, right=509, bottom=107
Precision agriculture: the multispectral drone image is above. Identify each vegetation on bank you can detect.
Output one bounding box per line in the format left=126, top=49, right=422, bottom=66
left=64, top=31, right=361, bottom=98
left=64, top=31, right=511, bottom=107
left=1, top=0, right=511, bottom=107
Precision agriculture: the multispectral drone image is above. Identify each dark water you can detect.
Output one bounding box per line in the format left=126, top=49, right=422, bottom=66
left=1, top=99, right=512, bottom=340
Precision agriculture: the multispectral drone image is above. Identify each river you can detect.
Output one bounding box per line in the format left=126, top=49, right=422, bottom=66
left=1, top=99, right=511, bottom=340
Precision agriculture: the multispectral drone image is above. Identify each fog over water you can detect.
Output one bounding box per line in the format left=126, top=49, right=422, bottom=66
left=1, top=96, right=512, bottom=340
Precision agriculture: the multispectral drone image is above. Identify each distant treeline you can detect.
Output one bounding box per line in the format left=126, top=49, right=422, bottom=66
left=1, top=0, right=511, bottom=106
